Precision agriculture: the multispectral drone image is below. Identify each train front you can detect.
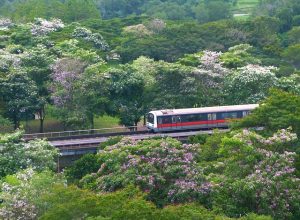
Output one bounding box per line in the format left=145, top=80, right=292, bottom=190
left=146, top=112, right=156, bottom=132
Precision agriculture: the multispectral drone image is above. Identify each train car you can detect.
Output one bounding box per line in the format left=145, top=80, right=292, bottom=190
left=146, top=104, right=258, bottom=132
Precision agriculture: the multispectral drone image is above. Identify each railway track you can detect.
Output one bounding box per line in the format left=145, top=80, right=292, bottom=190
left=24, top=127, right=229, bottom=156
left=51, top=129, right=229, bottom=148
left=23, top=126, right=148, bottom=141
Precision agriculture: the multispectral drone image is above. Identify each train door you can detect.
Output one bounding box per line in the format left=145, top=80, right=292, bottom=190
left=172, top=115, right=182, bottom=130
left=208, top=113, right=217, bottom=127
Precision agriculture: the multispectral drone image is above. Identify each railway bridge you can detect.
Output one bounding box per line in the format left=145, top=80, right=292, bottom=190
left=24, top=127, right=228, bottom=168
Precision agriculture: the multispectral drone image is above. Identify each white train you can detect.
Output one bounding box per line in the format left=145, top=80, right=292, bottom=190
left=146, top=104, right=258, bottom=132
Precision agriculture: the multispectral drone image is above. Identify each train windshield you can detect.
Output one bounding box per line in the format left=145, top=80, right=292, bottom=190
left=147, top=113, right=154, bottom=124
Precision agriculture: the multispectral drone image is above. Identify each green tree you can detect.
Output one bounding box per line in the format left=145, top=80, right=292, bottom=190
left=0, top=71, right=40, bottom=129
left=21, top=45, right=55, bottom=133
left=11, top=0, right=65, bottom=22
left=109, top=65, right=147, bottom=128
left=64, top=0, right=101, bottom=22
left=0, top=130, right=58, bottom=178
left=194, top=0, right=232, bottom=23
left=65, top=154, right=99, bottom=184
left=224, top=65, right=277, bottom=104
left=282, top=44, right=300, bottom=69
left=235, top=89, right=300, bottom=136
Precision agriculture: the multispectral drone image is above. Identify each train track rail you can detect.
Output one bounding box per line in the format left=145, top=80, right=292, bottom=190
left=23, top=126, right=148, bottom=141
left=24, top=128, right=230, bottom=156
left=51, top=129, right=229, bottom=148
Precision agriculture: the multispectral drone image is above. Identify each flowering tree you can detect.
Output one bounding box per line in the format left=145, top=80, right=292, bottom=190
left=0, top=18, right=14, bottom=30
left=192, top=50, right=229, bottom=105
left=0, top=130, right=58, bottom=178
left=50, top=58, right=87, bottom=128
left=0, top=48, right=23, bottom=73
left=123, top=24, right=153, bottom=37
left=212, top=128, right=300, bottom=219
left=224, top=64, right=278, bottom=104
left=146, top=19, right=166, bottom=33
left=50, top=58, right=110, bottom=129
left=0, top=169, right=64, bottom=220
left=81, top=138, right=211, bottom=207
left=72, top=27, right=108, bottom=50
left=278, top=74, right=300, bottom=95
left=30, top=18, right=64, bottom=36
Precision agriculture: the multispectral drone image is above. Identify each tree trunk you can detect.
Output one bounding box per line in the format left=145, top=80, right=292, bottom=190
left=89, top=113, right=94, bottom=134
left=13, top=115, right=18, bottom=130
left=134, top=120, right=138, bottom=131
left=39, top=118, right=44, bottom=133
left=38, top=107, right=45, bottom=133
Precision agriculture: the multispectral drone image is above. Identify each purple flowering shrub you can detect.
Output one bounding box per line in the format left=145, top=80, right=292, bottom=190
left=214, top=149, right=300, bottom=219
left=82, top=137, right=211, bottom=206
left=212, top=129, right=300, bottom=219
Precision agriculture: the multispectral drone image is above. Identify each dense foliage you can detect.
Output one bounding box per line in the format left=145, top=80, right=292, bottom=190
left=0, top=0, right=300, bottom=219
left=0, top=130, right=58, bottom=178
left=63, top=126, right=300, bottom=220
left=1, top=11, right=300, bottom=130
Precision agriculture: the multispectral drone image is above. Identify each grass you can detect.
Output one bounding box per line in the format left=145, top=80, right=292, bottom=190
left=233, top=0, right=260, bottom=16
left=21, top=115, right=120, bottom=134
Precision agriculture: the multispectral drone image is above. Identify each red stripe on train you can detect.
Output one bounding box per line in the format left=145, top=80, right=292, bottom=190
left=157, top=119, right=227, bottom=128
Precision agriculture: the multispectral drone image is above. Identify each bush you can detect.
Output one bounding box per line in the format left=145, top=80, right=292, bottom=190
left=82, top=137, right=211, bottom=207
left=64, top=154, right=100, bottom=184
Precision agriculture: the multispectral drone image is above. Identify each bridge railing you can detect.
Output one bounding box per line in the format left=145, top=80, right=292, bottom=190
left=23, top=126, right=147, bottom=140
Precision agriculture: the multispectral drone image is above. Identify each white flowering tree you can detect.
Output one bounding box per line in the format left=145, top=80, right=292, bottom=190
left=192, top=50, right=230, bottom=105
left=0, top=130, right=58, bottom=178
left=30, top=18, right=64, bottom=36
left=0, top=48, right=23, bottom=73
left=0, top=169, right=64, bottom=220
left=278, top=74, right=300, bottom=95
left=72, top=27, right=108, bottom=50
left=0, top=18, right=14, bottom=30
left=224, top=64, right=278, bottom=104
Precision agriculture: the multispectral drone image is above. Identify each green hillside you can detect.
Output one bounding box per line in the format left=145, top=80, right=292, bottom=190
left=234, top=0, right=260, bottom=15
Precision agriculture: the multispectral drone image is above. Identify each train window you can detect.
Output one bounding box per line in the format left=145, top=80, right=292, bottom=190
left=222, top=112, right=238, bottom=119
left=181, top=114, right=205, bottom=122
left=208, top=113, right=216, bottom=120
left=147, top=113, right=154, bottom=124
left=158, top=116, right=172, bottom=124
left=242, top=111, right=250, bottom=117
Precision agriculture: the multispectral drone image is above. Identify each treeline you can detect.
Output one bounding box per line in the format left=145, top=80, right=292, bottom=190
left=1, top=0, right=300, bottom=23
left=0, top=0, right=299, bottom=133
left=0, top=0, right=234, bottom=22
left=0, top=9, right=300, bottom=132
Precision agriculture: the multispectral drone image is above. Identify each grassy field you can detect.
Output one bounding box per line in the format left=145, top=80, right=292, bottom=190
left=233, top=0, right=260, bottom=15
left=21, top=115, right=120, bottom=134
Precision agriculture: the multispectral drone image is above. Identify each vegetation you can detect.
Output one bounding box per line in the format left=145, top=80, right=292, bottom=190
left=0, top=0, right=300, bottom=219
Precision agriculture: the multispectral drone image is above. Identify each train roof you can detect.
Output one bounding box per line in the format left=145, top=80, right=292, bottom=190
left=149, top=104, right=259, bottom=116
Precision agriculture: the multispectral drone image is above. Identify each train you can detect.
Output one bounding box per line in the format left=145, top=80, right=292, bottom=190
left=146, top=104, right=258, bottom=132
